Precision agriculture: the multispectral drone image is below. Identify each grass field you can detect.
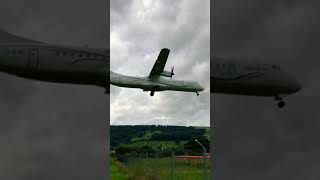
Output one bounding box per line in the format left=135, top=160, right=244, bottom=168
left=117, top=157, right=210, bottom=180
left=110, top=157, right=127, bottom=180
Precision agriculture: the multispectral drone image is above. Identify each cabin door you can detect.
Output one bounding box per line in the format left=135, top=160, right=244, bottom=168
left=28, top=49, right=39, bottom=72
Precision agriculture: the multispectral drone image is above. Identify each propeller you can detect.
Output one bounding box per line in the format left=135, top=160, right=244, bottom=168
left=170, top=66, right=175, bottom=77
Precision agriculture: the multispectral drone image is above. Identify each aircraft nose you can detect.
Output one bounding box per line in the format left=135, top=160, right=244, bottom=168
left=291, top=79, right=302, bottom=93
left=286, top=75, right=302, bottom=94
left=198, top=85, right=204, bottom=91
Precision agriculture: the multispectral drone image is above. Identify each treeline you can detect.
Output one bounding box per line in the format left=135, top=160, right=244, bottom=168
left=111, top=125, right=206, bottom=147
left=111, top=125, right=210, bottom=157
left=114, top=137, right=210, bottom=157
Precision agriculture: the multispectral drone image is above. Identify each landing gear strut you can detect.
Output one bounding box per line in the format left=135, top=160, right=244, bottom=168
left=275, top=95, right=285, bottom=108
left=196, top=91, right=199, bottom=96
left=150, top=91, right=155, bottom=96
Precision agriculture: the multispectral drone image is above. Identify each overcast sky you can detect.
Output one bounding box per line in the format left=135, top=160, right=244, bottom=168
left=0, top=0, right=108, bottom=179
left=212, top=0, right=320, bottom=179
left=110, top=0, right=210, bottom=126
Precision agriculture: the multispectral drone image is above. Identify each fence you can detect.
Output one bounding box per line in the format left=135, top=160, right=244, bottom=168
left=112, top=144, right=211, bottom=180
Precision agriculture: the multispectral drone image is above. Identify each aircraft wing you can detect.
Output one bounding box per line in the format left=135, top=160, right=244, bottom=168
left=149, top=48, right=170, bottom=78
left=0, top=28, right=44, bottom=44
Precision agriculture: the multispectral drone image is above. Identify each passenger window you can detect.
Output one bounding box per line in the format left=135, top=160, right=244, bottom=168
left=227, top=64, right=237, bottom=73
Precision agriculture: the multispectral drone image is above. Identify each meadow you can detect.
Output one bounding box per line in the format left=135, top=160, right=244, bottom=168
left=112, top=157, right=209, bottom=180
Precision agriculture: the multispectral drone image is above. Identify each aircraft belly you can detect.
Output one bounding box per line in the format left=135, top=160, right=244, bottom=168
left=212, top=80, right=286, bottom=96
left=140, top=81, right=157, bottom=90
left=166, top=85, right=193, bottom=92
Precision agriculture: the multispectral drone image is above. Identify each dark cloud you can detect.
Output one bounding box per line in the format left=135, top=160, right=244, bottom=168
left=212, top=0, right=320, bottom=179
left=0, top=0, right=109, bottom=179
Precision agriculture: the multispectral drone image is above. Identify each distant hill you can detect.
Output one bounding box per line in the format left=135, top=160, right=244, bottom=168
left=111, top=125, right=210, bottom=154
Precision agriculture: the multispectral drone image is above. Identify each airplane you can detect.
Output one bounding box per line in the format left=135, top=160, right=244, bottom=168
left=211, top=57, right=302, bottom=108
left=110, top=48, right=205, bottom=96
left=0, top=29, right=109, bottom=91
left=0, top=29, right=300, bottom=107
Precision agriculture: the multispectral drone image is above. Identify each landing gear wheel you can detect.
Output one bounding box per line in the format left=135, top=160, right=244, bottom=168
left=275, top=95, right=285, bottom=108
left=150, top=91, right=154, bottom=96
left=196, top=92, right=199, bottom=96
left=277, top=101, right=285, bottom=108
left=275, top=95, right=282, bottom=101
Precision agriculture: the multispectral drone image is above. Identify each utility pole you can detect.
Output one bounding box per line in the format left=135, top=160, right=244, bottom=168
left=195, top=139, right=208, bottom=180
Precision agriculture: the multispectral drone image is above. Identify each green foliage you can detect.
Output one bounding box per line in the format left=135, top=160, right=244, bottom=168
left=131, top=131, right=161, bottom=142
left=111, top=125, right=207, bottom=148
left=184, top=136, right=210, bottom=152
left=125, top=157, right=210, bottom=180
left=110, top=157, right=127, bottom=180
left=111, top=125, right=210, bottom=156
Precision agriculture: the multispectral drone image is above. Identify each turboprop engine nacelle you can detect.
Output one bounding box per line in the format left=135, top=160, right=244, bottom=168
left=160, top=71, right=172, bottom=77
left=160, top=67, right=174, bottom=77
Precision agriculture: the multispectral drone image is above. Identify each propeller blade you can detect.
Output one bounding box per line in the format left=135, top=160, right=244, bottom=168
left=171, top=66, right=175, bottom=76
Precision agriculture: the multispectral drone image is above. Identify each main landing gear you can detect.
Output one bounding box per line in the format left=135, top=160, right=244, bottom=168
left=150, top=91, right=155, bottom=96
left=196, top=91, right=199, bottom=96
left=275, top=95, right=285, bottom=108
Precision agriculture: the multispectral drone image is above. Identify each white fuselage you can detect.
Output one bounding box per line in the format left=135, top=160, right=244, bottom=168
left=110, top=71, right=204, bottom=93
left=212, top=57, right=301, bottom=96
left=0, top=30, right=300, bottom=99
left=0, top=43, right=109, bottom=87
left=0, top=44, right=300, bottom=98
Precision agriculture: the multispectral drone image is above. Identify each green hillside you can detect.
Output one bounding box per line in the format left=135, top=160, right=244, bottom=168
left=111, top=125, right=207, bottom=145
left=111, top=125, right=210, bottom=156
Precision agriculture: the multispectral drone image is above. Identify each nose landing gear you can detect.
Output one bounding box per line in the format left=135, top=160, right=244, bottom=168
left=150, top=91, right=155, bottom=96
left=275, top=95, right=285, bottom=108
left=196, top=91, right=199, bottom=96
